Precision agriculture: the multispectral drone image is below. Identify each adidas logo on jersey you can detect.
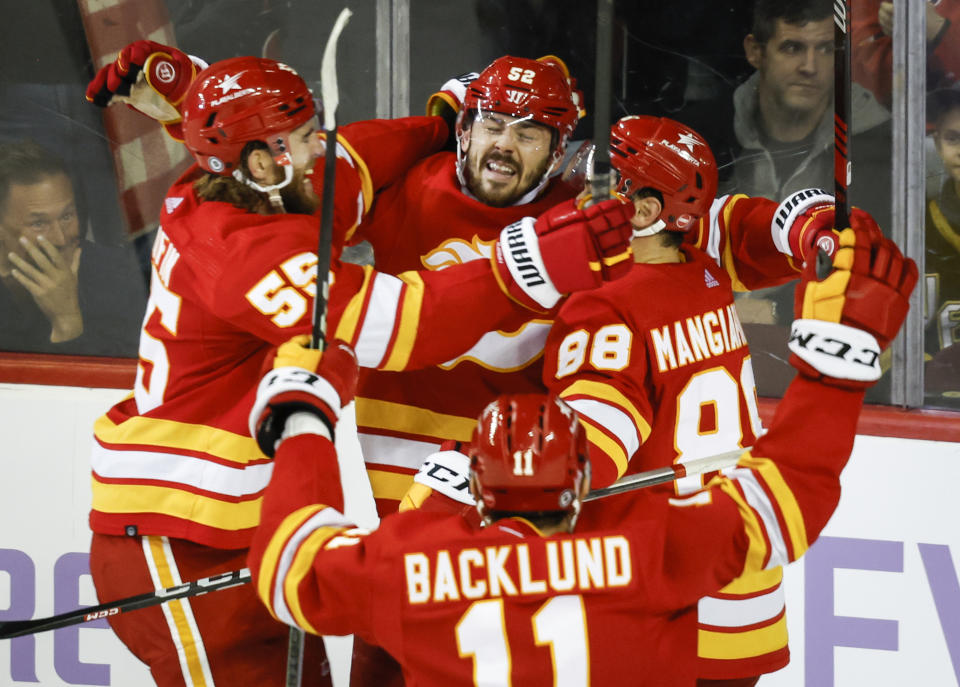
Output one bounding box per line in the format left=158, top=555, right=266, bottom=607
left=704, top=269, right=720, bottom=288
left=165, top=197, right=184, bottom=215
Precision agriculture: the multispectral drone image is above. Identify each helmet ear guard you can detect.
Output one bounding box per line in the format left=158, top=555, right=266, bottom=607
left=610, top=115, right=718, bottom=233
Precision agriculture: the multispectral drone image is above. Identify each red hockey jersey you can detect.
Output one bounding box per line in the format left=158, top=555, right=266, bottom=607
left=249, top=373, right=864, bottom=686
left=89, top=118, right=557, bottom=549
left=353, top=152, right=581, bottom=513
left=356, top=183, right=803, bottom=514
left=542, top=230, right=799, bottom=678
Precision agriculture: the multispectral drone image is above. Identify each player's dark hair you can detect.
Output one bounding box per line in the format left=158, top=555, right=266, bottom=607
left=0, top=140, right=72, bottom=215
left=928, top=88, right=960, bottom=129
left=485, top=509, right=570, bottom=529
left=751, top=0, right=833, bottom=44
left=194, top=140, right=273, bottom=214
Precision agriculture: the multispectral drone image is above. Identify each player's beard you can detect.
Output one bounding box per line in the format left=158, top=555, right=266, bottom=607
left=280, top=167, right=319, bottom=215
left=465, top=149, right=551, bottom=208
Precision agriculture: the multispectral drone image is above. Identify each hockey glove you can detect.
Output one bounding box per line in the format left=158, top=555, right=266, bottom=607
left=399, top=441, right=475, bottom=513
left=492, top=197, right=635, bottom=312
left=249, top=336, right=359, bottom=457
left=86, top=40, right=206, bottom=140
left=788, top=217, right=917, bottom=389
left=426, top=71, right=479, bottom=149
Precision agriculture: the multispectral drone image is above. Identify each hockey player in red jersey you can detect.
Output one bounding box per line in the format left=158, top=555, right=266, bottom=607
left=351, top=58, right=854, bottom=522
left=350, top=55, right=590, bottom=517
left=83, top=45, right=635, bottom=687
left=541, top=115, right=883, bottom=686
left=247, top=221, right=915, bottom=686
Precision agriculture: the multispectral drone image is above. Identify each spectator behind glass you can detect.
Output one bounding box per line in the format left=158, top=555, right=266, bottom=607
left=853, top=0, right=960, bottom=110
left=0, top=141, right=146, bottom=357
left=924, top=88, right=960, bottom=408
left=681, top=0, right=895, bottom=398
left=0, top=1, right=127, bottom=248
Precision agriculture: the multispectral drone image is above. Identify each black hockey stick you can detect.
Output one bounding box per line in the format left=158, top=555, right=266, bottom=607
left=294, top=8, right=353, bottom=686
left=311, top=7, right=353, bottom=350
left=821, top=0, right=853, bottom=278
left=0, top=568, right=251, bottom=640
left=588, top=0, right=615, bottom=204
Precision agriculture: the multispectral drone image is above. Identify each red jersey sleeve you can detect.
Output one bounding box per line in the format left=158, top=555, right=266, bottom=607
left=655, top=375, right=865, bottom=610
left=686, top=194, right=803, bottom=292
left=325, top=258, right=539, bottom=371
left=542, top=292, right=654, bottom=488
left=248, top=432, right=379, bottom=639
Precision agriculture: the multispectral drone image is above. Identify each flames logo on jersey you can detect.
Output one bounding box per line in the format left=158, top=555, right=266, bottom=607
left=421, top=237, right=495, bottom=270
left=422, top=237, right=550, bottom=372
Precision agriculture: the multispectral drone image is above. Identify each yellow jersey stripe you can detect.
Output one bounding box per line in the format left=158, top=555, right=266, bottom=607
left=257, top=506, right=322, bottom=619
left=91, top=478, right=262, bottom=531
left=285, top=526, right=345, bottom=635
left=355, top=398, right=476, bottom=441
left=94, top=414, right=261, bottom=464
left=333, top=264, right=375, bottom=345
left=698, top=614, right=788, bottom=659
left=335, top=133, right=374, bottom=214
left=578, top=416, right=629, bottom=478
left=560, top=379, right=651, bottom=444
left=381, top=271, right=425, bottom=371
left=145, top=537, right=211, bottom=687
left=367, top=468, right=416, bottom=502
left=713, top=475, right=768, bottom=576
left=719, top=195, right=749, bottom=292
left=739, top=454, right=810, bottom=560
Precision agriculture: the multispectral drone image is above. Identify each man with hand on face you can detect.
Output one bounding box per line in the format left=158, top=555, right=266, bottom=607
left=0, top=140, right=145, bottom=356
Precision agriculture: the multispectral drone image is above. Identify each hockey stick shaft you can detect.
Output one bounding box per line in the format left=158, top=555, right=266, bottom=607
left=298, top=9, right=353, bottom=685
left=582, top=447, right=746, bottom=501
left=833, top=0, right=852, bottom=228
left=0, top=568, right=251, bottom=640
left=310, top=7, right=353, bottom=350
left=588, top=0, right=615, bottom=203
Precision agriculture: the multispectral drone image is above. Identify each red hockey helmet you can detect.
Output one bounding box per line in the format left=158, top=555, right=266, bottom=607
left=457, top=55, right=582, bottom=171
left=610, top=115, right=718, bottom=232
left=181, top=57, right=318, bottom=175
left=469, top=393, right=589, bottom=517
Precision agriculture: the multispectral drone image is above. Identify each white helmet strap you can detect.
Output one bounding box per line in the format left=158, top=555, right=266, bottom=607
left=632, top=219, right=666, bottom=238
left=233, top=161, right=295, bottom=212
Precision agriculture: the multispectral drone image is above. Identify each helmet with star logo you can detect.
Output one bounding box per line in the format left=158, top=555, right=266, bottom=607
left=181, top=56, right=319, bottom=176
left=609, top=115, right=718, bottom=232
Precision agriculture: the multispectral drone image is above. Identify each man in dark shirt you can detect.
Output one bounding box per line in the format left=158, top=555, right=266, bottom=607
left=0, top=140, right=145, bottom=357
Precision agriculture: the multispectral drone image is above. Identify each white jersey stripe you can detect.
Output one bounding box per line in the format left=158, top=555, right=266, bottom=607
left=353, top=273, right=403, bottom=368
left=698, top=584, right=786, bottom=628
left=705, top=195, right=727, bottom=267
left=728, top=467, right=790, bottom=569
left=272, top=509, right=352, bottom=628
left=92, top=443, right=273, bottom=498
left=358, top=433, right=441, bottom=471
left=564, top=398, right=641, bottom=459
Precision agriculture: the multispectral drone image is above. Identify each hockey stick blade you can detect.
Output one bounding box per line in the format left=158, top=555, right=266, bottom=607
left=583, top=447, right=746, bottom=501
left=0, top=568, right=251, bottom=640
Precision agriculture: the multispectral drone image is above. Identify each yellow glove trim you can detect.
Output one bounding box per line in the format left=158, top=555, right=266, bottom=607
left=273, top=334, right=322, bottom=370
